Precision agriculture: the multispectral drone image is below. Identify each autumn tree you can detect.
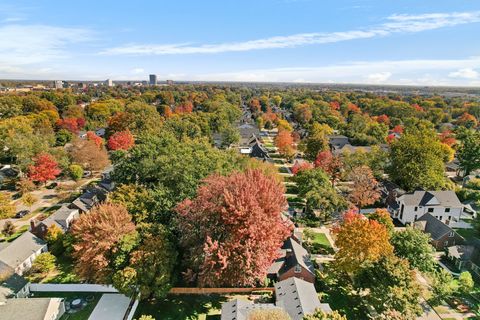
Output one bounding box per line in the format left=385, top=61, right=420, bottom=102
left=291, top=160, right=313, bottom=175
left=303, top=123, right=333, bottom=161
left=176, top=169, right=291, bottom=287
left=2, top=221, right=15, bottom=236
left=71, top=203, right=136, bottom=282
left=30, top=252, right=56, bottom=277
left=69, top=138, right=110, bottom=171
left=27, top=153, right=61, bottom=184
left=390, top=227, right=435, bottom=272
left=314, top=150, right=342, bottom=185
left=0, top=193, right=15, bottom=219
left=21, top=193, right=37, bottom=210
left=348, top=166, right=380, bottom=208
left=247, top=309, right=291, bottom=320
left=333, top=211, right=393, bottom=275
left=86, top=131, right=104, bottom=148
left=107, top=130, right=135, bottom=151
left=368, top=209, right=394, bottom=236
left=354, top=255, right=422, bottom=318
left=275, top=130, right=296, bottom=160
left=303, top=309, right=347, bottom=320
left=456, top=112, right=478, bottom=128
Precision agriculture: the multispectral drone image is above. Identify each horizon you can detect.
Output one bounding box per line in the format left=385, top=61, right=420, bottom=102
left=0, top=0, right=480, bottom=86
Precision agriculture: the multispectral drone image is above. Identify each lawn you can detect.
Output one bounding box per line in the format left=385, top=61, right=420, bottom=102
left=1, top=224, right=29, bottom=242
left=311, top=232, right=332, bottom=248
left=134, top=294, right=230, bottom=320
left=32, top=292, right=102, bottom=320
left=46, top=254, right=81, bottom=284
left=455, top=228, right=480, bottom=242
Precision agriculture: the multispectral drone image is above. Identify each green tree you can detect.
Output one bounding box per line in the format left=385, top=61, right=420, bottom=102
left=303, top=309, right=347, bottom=320
left=457, top=129, right=480, bottom=176
left=354, top=255, right=422, bottom=318
left=457, top=271, right=474, bottom=295
left=21, top=193, right=37, bottom=211
left=69, top=164, right=84, bottom=181
left=429, top=269, right=457, bottom=306
left=390, top=227, right=436, bottom=273
left=303, top=123, right=333, bottom=161
left=389, top=128, right=448, bottom=191
left=0, top=193, right=15, bottom=219
left=136, top=316, right=155, bottom=320
left=30, top=252, right=56, bottom=274
left=368, top=209, right=394, bottom=236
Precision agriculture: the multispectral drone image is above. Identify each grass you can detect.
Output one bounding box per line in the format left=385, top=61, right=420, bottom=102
left=134, top=294, right=229, bottom=320
left=311, top=232, right=332, bottom=248
left=455, top=228, right=480, bottom=242
left=46, top=254, right=81, bottom=284
left=32, top=292, right=102, bottom=320
left=285, top=185, right=298, bottom=194
left=1, top=224, right=29, bottom=242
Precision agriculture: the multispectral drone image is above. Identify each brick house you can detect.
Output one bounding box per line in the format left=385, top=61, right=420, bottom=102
left=413, top=213, right=464, bottom=250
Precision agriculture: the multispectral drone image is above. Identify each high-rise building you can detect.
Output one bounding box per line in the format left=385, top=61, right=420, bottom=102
left=54, top=80, right=63, bottom=89
left=106, top=79, right=113, bottom=87
left=149, top=74, right=157, bottom=85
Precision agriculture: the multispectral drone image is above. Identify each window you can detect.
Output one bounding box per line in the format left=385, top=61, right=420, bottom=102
left=449, top=232, right=454, bottom=237
left=294, top=264, right=302, bottom=273
left=414, top=207, right=418, bottom=212
left=428, top=208, right=434, bottom=213
left=414, top=215, right=418, bottom=221
left=444, top=241, right=449, bottom=247
left=445, top=208, right=450, bottom=213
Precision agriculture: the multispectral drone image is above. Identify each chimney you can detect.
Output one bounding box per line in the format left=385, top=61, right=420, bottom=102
left=30, top=220, right=36, bottom=232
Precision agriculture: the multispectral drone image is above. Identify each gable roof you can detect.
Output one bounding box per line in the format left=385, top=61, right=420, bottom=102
left=0, top=298, right=61, bottom=320
left=414, top=213, right=457, bottom=241
left=281, top=238, right=315, bottom=276
left=0, top=274, right=28, bottom=301
left=221, top=299, right=280, bottom=320
left=39, top=206, right=78, bottom=231
left=0, top=232, right=46, bottom=270
left=275, top=277, right=324, bottom=320
left=400, top=190, right=462, bottom=207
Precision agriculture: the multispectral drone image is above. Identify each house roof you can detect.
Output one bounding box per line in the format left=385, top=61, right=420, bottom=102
left=0, top=274, right=28, bottom=301
left=327, top=135, right=349, bottom=148
left=414, top=213, right=457, bottom=241
left=281, top=238, right=315, bottom=276
left=400, top=190, right=462, bottom=207
left=220, top=299, right=280, bottom=320
left=275, top=277, right=326, bottom=320
left=39, top=205, right=78, bottom=230
left=0, top=232, right=46, bottom=270
left=0, top=298, right=61, bottom=320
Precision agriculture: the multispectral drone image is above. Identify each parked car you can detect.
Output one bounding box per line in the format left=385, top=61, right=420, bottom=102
left=83, top=171, right=92, bottom=178
left=15, top=210, right=30, bottom=218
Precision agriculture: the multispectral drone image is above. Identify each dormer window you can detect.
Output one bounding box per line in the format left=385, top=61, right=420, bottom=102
left=294, top=264, right=302, bottom=273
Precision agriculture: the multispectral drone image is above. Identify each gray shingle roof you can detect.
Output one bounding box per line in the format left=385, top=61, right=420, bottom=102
left=0, top=298, right=61, bottom=320
left=0, top=274, right=28, bottom=301
left=221, top=299, right=280, bottom=320
left=0, top=232, right=47, bottom=270
left=400, top=191, right=462, bottom=207
left=281, top=238, right=315, bottom=276
left=414, top=213, right=456, bottom=241
left=39, top=205, right=78, bottom=231
left=275, top=277, right=324, bottom=320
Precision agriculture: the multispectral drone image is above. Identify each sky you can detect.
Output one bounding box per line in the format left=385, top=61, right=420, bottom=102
left=1, top=0, right=480, bottom=86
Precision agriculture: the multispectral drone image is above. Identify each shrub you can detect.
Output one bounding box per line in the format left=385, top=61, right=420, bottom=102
left=69, top=164, right=84, bottom=181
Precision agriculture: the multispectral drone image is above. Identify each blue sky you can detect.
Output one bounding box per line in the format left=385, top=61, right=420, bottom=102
left=1, top=0, right=480, bottom=85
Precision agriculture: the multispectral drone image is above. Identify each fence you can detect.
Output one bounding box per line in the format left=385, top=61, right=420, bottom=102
left=29, top=283, right=119, bottom=293
left=169, top=287, right=275, bottom=294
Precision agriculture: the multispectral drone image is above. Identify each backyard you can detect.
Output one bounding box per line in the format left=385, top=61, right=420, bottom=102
left=32, top=291, right=102, bottom=320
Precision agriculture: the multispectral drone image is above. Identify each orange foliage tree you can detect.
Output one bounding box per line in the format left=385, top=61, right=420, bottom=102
left=107, top=130, right=135, bottom=151
left=314, top=150, right=343, bottom=185
left=28, top=153, right=61, bottom=184
left=71, top=203, right=136, bottom=282
left=176, top=169, right=291, bottom=287
left=333, top=210, right=393, bottom=274
left=274, top=130, right=296, bottom=160
left=348, top=165, right=380, bottom=208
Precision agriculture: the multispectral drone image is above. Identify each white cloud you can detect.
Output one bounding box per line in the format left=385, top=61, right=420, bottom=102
left=0, top=24, right=92, bottom=66
left=131, top=68, right=144, bottom=74
left=100, top=11, right=480, bottom=56
left=448, top=68, right=479, bottom=79
left=366, top=72, right=392, bottom=83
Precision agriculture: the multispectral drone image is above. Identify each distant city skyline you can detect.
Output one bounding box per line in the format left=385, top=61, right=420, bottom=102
left=0, top=0, right=480, bottom=86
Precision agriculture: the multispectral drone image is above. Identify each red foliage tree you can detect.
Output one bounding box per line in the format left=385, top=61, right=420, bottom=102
left=28, top=153, right=61, bottom=183
left=348, top=165, right=380, bottom=208
left=175, top=101, right=193, bottom=114
left=375, top=114, right=390, bottom=125
left=439, top=130, right=457, bottom=147
left=107, top=130, right=135, bottom=151
left=314, top=150, right=343, bottom=184
left=392, top=125, right=404, bottom=134
left=386, top=133, right=396, bottom=144
left=291, top=160, right=313, bottom=175
left=56, top=117, right=85, bottom=134
left=412, top=104, right=424, bottom=112
left=86, top=131, right=104, bottom=148
left=71, top=203, right=136, bottom=282
left=329, top=101, right=340, bottom=110
left=163, top=106, right=173, bottom=118
left=176, top=169, right=291, bottom=287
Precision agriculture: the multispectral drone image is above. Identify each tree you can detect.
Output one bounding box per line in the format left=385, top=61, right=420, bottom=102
left=275, top=130, right=296, bottom=160
left=2, top=221, right=15, bottom=236
left=354, top=255, right=422, bottom=318
left=457, top=271, right=474, bottom=295
left=107, top=130, right=135, bottom=151
left=303, top=309, right=347, bottom=320
left=0, top=193, right=15, bottom=219
left=456, top=112, right=478, bottom=128
left=16, top=179, right=35, bottom=195
left=136, top=316, right=155, bottom=320
left=21, top=193, right=37, bottom=210
left=86, top=131, right=104, bottom=148
left=429, top=269, right=457, bottom=306
left=389, top=128, right=448, bottom=191
left=247, top=309, right=291, bottom=320
left=176, top=169, right=291, bottom=287
left=292, top=160, right=313, bottom=175
left=348, top=166, right=380, bottom=208
left=69, top=164, right=84, bottom=181
left=368, top=209, right=394, bottom=236
left=27, top=153, right=61, bottom=184
left=333, top=211, right=393, bottom=275
left=71, top=203, right=136, bottom=282
left=457, top=129, right=480, bottom=176
left=69, top=138, right=110, bottom=171
left=30, top=252, right=56, bottom=274
left=390, top=227, right=435, bottom=273
left=114, top=226, right=177, bottom=299
left=314, top=151, right=342, bottom=185
left=303, top=123, right=333, bottom=161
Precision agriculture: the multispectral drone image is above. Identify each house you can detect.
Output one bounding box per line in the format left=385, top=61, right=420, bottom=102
left=389, top=190, right=464, bottom=225
left=0, top=297, right=65, bottom=320
left=327, top=135, right=350, bottom=150
left=70, top=187, right=106, bottom=213
left=446, top=243, right=480, bottom=277
left=220, top=277, right=331, bottom=320
left=267, top=237, right=316, bottom=283
left=31, top=205, right=79, bottom=239
left=0, top=232, right=47, bottom=276
left=413, top=213, right=464, bottom=250
left=275, top=277, right=332, bottom=320
left=0, top=274, right=30, bottom=302
left=98, top=166, right=115, bottom=192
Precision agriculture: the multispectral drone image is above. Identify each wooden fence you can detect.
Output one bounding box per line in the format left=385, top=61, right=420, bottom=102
left=169, top=287, right=275, bottom=294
